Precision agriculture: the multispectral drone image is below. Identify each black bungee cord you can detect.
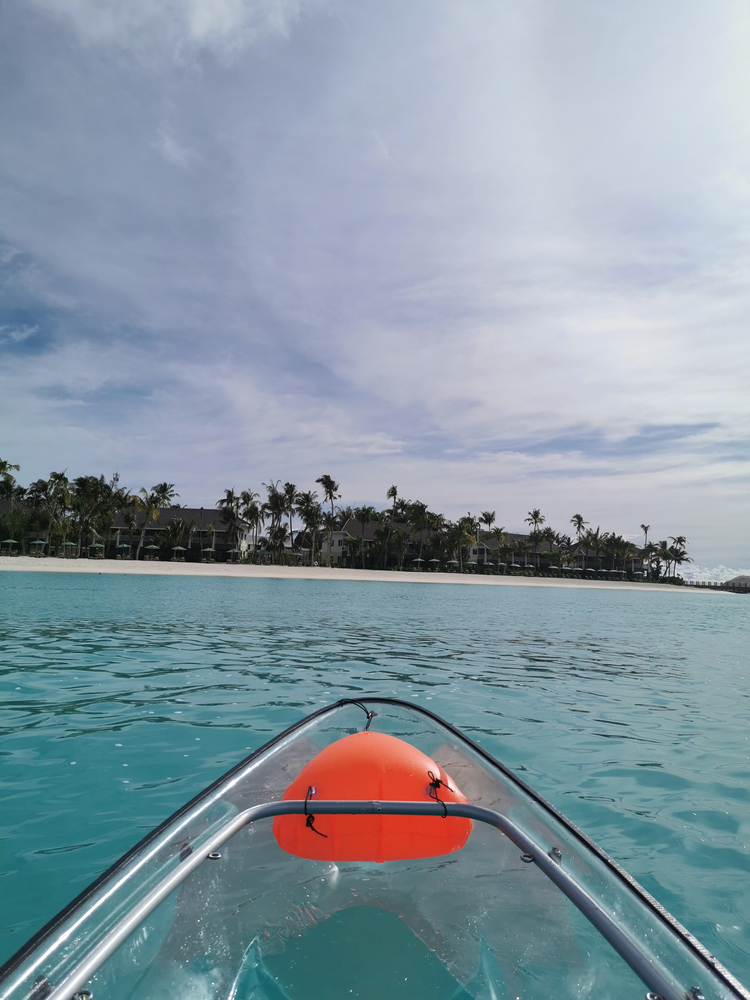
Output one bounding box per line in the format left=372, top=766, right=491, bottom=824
left=350, top=700, right=377, bottom=731
left=304, top=785, right=327, bottom=838
left=427, top=770, right=453, bottom=818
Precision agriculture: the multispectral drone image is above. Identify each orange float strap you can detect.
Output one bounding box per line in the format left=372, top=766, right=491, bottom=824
left=272, top=731, right=473, bottom=862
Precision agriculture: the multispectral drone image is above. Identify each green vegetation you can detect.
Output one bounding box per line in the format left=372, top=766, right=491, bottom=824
left=0, top=458, right=690, bottom=579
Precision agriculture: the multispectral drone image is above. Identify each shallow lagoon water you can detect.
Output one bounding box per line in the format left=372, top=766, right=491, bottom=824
left=0, top=572, right=748, bottom=983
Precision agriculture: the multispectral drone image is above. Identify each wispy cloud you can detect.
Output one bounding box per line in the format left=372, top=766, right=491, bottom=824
left=152, top=126, right=196, bottom=169
left=25, top=0, right=323, bottom=61
left=0, top=323, right=39, bottom=344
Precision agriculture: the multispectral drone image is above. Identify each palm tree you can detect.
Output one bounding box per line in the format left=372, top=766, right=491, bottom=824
left=670, top=539, right=691, bottom=579
left=0, top=459, right=20, bottom=496
left=640, top=524, right=651, bottom=548
left=619, top=538, right=636, bottom=573
left=489, top=526, right=507, bottom=572
left=217, top=489, right=242, bottom=552
left=378, top=484, right=399, bottom=568
left=90, top=475, right=125, bottom=557
left=390, top=527, right=408, bottom=569
left=282, top=482, right=298, bottom=551
left=296, top=490, right=322, bottom=565
left=666, top=536, right=689, bottom=579
left=238, top=490, right=262, bottom=559
left=262, top=481, right=288, bottom=558
left=151, top=482, right=179, bottom=506
left=570, top=514, right=588, bottom=539
left=158, top=516, right=195, bottom=558
left=479, top=511, right=496, bottom=538
left=26, top=472, right=72, bottom=554
left=553, top=532, right=574, bottom=569
left=602, top=532, right=628, bottom=570
left=353, top=504, right=378, bottom=569
left=641, top=541, right=657, bottom=579
left=570, top=514, right=588, bottom=569
left=446, top=519, right=474, bottom=571
left=71, top=475, right=115, bottom=556
left=407, top=502, right=431, bottom=566
left=654, top=539, right=673, bottom=580
left=337, top=504, right=356, bottom=525
left=321, top=510, right=338, bottom=565
left=118, top=493, right=139, bottom=558
left=540, top=525, right=557, bottom=567
left=582, top=526, right=602, bottom=570
left=268, top=523, right=289, bottom=563
left=135, top=492, right=156, bottom=560
left=315, top=475, right=340, bottom=566
left=135, top=485, right=173, bottom=560
left=524, top=508, right=546, bottom=567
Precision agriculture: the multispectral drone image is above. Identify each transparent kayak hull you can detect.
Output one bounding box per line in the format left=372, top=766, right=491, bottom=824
left=0, top=698, right=747, bottom=1000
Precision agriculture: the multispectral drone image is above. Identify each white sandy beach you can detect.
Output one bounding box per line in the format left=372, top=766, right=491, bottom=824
left=0, top=556, right=693, bottom=592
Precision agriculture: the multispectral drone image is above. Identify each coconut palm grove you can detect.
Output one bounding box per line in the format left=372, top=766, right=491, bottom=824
left=0, top=458, right=690, bottom=580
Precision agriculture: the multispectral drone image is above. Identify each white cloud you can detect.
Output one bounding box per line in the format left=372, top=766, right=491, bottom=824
left=0, top=324, right=38, bottom=343
left=152, top=127, right=196, bottom=169
left=682, top=565, right=750, bottom=583
left=24, top=0, right=320, bottom=60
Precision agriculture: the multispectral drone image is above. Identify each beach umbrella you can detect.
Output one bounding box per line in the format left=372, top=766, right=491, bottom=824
left=2, top=539, right=18, bottom=544
left=584, top=567, right=596, bottom=572
left=447, top=559, right=459, bottom=565
left=116, top=542, right=130, bottom=548
left=172, top=545, right=187, bottom=551
left=145, top=544, right=159, bottom=550
left=30, top=540, right=45, bottom=545
left=412, top=557, right=424, bottom=563
left=63, top=541, right=76, bottom=546
left=428, top=558, right=440, bottom=563
left=227, top=548, right=240, bottom=553
left=467, top=560, right=477, bottom=566
left=547, top=565, right=560, bottom=571
left=509, top=562, right=521, bottom=568
left=90, top=542, right=104, bottom=548
left=202, top=547, right=216, bottom=552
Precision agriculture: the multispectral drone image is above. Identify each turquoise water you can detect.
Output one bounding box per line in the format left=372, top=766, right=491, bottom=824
left=0, top=572, right=748, bottom=984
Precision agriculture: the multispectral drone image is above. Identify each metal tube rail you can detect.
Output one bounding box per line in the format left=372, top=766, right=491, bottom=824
left=44, top=800, right=686, bottom=1000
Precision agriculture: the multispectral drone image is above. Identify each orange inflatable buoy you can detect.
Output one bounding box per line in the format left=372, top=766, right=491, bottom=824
left=272, top=731, right=472, bottom=862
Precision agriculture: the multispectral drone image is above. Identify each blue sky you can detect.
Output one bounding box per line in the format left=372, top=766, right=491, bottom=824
left=1, top=0, right=749, bottom=565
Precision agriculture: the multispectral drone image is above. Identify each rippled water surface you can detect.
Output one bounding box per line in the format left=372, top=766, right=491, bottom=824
left=1, top=573, right=748, bottom=982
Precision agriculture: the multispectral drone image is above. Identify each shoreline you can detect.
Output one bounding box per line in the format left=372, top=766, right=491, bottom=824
left=0, top=556, right=696, bottom=591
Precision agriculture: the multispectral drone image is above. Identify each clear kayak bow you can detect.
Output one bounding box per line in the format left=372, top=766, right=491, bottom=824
left=0, top=698, right=747, bottom=1000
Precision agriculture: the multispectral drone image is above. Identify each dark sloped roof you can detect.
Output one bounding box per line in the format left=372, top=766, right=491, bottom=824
left=113, top=506, right=232, bottom=531
left=340, top=518, right=411, bottom=541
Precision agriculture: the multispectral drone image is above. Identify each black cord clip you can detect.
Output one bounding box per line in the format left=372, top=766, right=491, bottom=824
left=304, top=785, right=327, bottom=838
left=427, top=770, right=453, bottom=818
